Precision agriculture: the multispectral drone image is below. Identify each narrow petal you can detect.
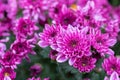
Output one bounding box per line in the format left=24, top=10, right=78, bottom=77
left=38, top=41, right=49, bottom=48
left=106, top=39, right=117, bottom=47
left=69, top=57, right=76, bottom=66
left=56, top=53, right=68, bottom=63
left=106, top=49, right=114, bottom=56
left=4, top=76, right=11, bottom=80
left=110, top=72, right=120, bottom=80
left=104, top=76, right=109, bottom=80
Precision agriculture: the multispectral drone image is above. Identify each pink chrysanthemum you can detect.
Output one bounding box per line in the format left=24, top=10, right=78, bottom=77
left=56, top=5, right=77, bottom=26
left=56, top=26, right=91, bottom=65
left=0, top=50, right=21, bottom=69
left=0, top=67, right=16, bottom=80
left=14, top=18, right=39, bottom=38
left=105, top=20, right=120, bottom=38
left=49, top=50, right=58, bottom=60
left=90, top=29, right=116, bottom=56
left=48, top=2, right=62, bottom=19
left=30, top=64, right=42, bottom=76
left=38, top=24, right=61, bottom=49
left=11, top=39, right=35, bottom=57
left=73, top=56, right=96, bottom=73
left=19, top=0, right=48, bottom=23
left=102, top=56, right=120, bottom=75
left=0, top=0, right=17, bottom=19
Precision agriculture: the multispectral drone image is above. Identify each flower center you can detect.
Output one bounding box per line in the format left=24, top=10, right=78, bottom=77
left=70, top=4, right=77, bottom=10
left=70, top=40, right=78, bottom=47
left=18, top=44, right=23, bottom=48
left=82, top=63, right=86, bottom=66
left=23, top=23, right=27, bottom=28
left=111, top=65, right=117, bottom=71
left=54, top=7, right=59, bottom=14
left=50, top=32, right=57, bottom=37
left=4, top=73, right=9, bottom=77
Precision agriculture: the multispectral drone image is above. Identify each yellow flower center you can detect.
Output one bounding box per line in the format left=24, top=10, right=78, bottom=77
left=82, top=63, right=86, bottom=66
left=4, top=73, right=9, bottom=77
left=70, top=4, right=77, bottom=10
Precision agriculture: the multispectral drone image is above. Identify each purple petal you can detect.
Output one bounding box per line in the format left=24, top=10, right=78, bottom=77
left=4, top=76, right=11, bottom=80
left=56, top=54, right=68, bottom=63
left=110, top=72, right=120, bottom=80
left=106, top=39, right=117, bottom=47
left=61, top=5, right=68, bottom=14
left=69, top=57, right=76, bottom=66
left=104, top=76, right=109, bottom=80
left=38, top=41, right=49, bottom=48
left=107, top=49, right=114, bottom=56
left=50, top=44, right=58, bottom=50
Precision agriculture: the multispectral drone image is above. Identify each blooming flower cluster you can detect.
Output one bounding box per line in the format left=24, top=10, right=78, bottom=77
left=0, top=0, right=120, bottom=80
left=39, top=0, right=119, bottom=73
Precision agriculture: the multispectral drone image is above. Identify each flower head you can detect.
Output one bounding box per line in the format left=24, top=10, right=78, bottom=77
left=49, top=50, right=58, bottom=60
left=56, top=5, right=77, bottom=26
left=102, top=56, right=120, bottom=75
left=0, top=50, right=21, bottom=68
left=30, top=64, right=42, bottom=76
left=15, top=18, right=38, bottom=38
left=73, top=56, right=96, bottom=73
left=11, top=39, right=35, bottom=57
left=38, top=24, right=61, bottom=49
left=0, top=67, right=16, bottom=80
left=56, top=25, right=91, bottom=65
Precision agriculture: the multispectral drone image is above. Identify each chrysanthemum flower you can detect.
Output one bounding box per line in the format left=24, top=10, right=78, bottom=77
left=11, top=39, right=35, bottom=57
left=30, top=64, right=42, bottom=76
left=56, top=5, right=77, bottom=26
left=38, top=24, right=61, bottom=49
left=90, top=29, right=116, bottom=56
left=56, top=25, right=91, bottom=65
left=19, top=0, right=48, bottom=23
left=102, top=56, right=120, bottom=75
left=73, top=56, right=96, bottom=73
left=0, top=0, right=17, bottom=19
left=0, top=67, right=16, bottom=80
left=48, top=2, right=62, bottom=19
left=49, top=50, right=58, bottom=60
left=0, top=50, right=21, bottom=69
left=14, top=18, right=39, bottom=38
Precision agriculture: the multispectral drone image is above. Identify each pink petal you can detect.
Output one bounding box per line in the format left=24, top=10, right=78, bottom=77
left=56, top=54, right=68, bottom=63
left=106, top=49, right=114, bottom=56
left=110, top=72, right=120, bottom=80
left=4, top=76, right=11, bottom=80
left=38, top=41, right=49, bottom=48
left=106, top=39, right=117, bottom=47
left=69, top=57, right=76, bottom=66
left=61, top=5, right=68, bottom=14
left=104, top=76, right=109, bottom=80
left=50, top=44, right=58, bottom=50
